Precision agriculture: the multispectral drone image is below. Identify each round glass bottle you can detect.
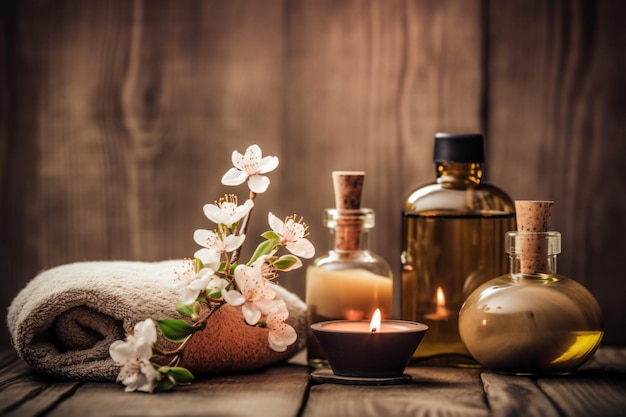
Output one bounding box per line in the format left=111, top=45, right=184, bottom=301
left=459, top=203, right=603, bottom=374
left=306, top=207, right=393, bottom=368
left=401, top=133, right=515, bottom=363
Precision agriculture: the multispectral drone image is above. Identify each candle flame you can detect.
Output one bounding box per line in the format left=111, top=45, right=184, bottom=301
left=369, top=308, right=381, bottom=333
left=436, top=286, right=446, bottom=308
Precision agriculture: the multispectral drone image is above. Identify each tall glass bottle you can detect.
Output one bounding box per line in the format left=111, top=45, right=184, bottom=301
left=401, top=133, right=515, bottom=363
left=306, top=172, right=393, bottom=368
left=459, top=201, right=603, bottom=374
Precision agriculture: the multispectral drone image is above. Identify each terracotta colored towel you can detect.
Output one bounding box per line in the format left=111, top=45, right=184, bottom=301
left=7, top=261, right=306, bottom=381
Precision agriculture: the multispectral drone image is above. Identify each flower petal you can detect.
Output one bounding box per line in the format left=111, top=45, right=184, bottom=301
left=193, top=229, right=214, bottom=248
left=286, top=238, right=315, bottom=258
left=236, top=199, right=255, bottom=219
left=179, top=288, right=200, bottom=305
left=231, top=149, right=246, bottom=167
left=268, top=323, right=297, bottom=352
left=257, top=155, right=279, bottom=174
left=234, top=262, right=277, bottom=301
left=223, top=234, right=245, bottom=252
left=221, top=167, right=248, bottom=186
left=255, top=298, right=281, bottom=315
left=202, top=203, right=224, bottom=224
left=223, top=289, right=245, bottom=306
left=207, top=277, right=229, bottom=292
left=247, top=175, right=270, bottom=193
left=267, top=212, right=283, bottom=234
left=120, top=369, right=141, bottom=391
left=194, top=248, right=221, bottom=269
left=134, top=337, right=153, bottom=360
left=138, top=360, right=161, bottom=392
left=242, top=302, right=262, bottom=325
left=135, top=319, right=157, bottom=345
left=242, top=145, right=262, bottom=165
left=109, top=340, right=134, bottom=363
left=188, top=274, right=210, bottom=291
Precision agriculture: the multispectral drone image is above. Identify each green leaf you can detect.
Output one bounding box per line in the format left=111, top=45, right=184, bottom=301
left=158, top=374, right=177, bottom=392
left=175, top=301, right=195, bottom=318
left=261, top=230, right=280, bottom=240
left=193, top=257, right=204, bottom=271
left=273, top=254, right=300, bottom=271
left=154, top=366, right=194, bottom=391
left=168, top=367, right=195, bottom=383
left=249, top=239, right=277, bottom=264
left=206, top=288, right=222, bottom=299
left=157, top=319, right=198, bottom=342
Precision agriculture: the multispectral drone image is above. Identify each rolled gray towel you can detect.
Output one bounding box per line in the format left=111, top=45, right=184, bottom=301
left=7, top=260, right=306, bottom=381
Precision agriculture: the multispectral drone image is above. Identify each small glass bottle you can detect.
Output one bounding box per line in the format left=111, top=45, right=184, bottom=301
left=306, top=172, right=393, bottom=368
left=401, top=133, right=515, bottom=364
left=459, top=200, right=603, bottom=374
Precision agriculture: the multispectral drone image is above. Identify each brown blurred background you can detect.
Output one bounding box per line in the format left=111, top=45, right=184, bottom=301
left=1, top=0, right=625, bottom=347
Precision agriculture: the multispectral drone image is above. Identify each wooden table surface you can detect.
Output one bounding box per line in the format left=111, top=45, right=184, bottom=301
left=1, top=345, right=625, bottom=417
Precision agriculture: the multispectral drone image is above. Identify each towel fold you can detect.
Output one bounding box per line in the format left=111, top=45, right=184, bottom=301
left=7, top=260, right=306, bottom=381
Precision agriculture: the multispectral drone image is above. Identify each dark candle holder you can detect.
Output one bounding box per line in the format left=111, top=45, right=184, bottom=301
left=310, top=320, right=428, bottom=385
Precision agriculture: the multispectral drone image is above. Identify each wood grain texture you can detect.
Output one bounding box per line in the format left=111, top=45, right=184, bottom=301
left=0, top=346, right=309, bottom=417
left=1, top=345, right=625, bottom=417
left=482, top=373, right=561, bottom=417
left=303, top=367, right=489, bottom=417
left=537, top=376, right=626, bottom=417
left=48, top=364, right=309, bottom=417
left=1, top=0, right=626, bottom=348
left=0, top=348, right=81, bottom=417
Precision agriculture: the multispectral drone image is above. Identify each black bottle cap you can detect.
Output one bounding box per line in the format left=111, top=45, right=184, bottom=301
left=433, top=132, right=485, bottom=163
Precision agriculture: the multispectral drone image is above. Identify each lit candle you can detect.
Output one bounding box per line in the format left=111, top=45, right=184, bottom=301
left=311, top=309, right=428, bottom=378
left=370, top=308, right=381, bottom=332
left=424, top=286, right=451, bottom=320
left=321, top=309, right=417, bottom=333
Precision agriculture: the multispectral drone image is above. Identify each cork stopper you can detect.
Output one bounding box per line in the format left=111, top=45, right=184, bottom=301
left=331, top=171, right=366, bottom=251
left=332, top=171, right=365, bottom=209
left=515, top=200, right=554, bottom=274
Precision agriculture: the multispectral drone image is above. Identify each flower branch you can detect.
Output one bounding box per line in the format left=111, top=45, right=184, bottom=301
left=109, top=144, right=314, bottom=393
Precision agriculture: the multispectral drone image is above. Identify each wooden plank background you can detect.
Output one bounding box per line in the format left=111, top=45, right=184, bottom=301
left=1, top=0, right=625, bottom=347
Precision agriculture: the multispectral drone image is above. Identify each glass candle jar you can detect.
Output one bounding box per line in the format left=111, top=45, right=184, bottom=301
left=306, top=208, right=393, bottom=368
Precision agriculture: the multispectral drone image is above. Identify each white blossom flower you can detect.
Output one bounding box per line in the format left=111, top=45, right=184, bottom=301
left=268, top=212, right=315, bottom=258
left=221, top=144, right=279, bottom=193
left=173, top=256, right=222, bottom=305
left=193, top=248, right=221, bottom=268
left=109, top=319, right=161, bottom=393
left=203, top=195, right=254, bottom=227
left=222, top=257, right=280, bottom=325
left=266, top=302, right=297, bottom=352
left=175, top=267, right=214, bottom=305
left=194, top=229, right=245, bottom=254
left=131, top=318, right=158, bottom=345
left=205, top=276, right=230, bottom=298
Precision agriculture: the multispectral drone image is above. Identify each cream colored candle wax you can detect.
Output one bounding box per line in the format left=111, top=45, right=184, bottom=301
left=306, top=266, right=392, bottom=321
left=306, top=171, right=394, bottom=368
